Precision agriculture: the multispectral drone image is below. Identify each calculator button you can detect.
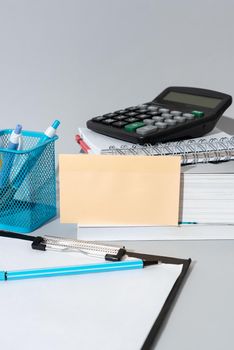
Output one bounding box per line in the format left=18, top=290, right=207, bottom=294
left=113, top=115, right=127, bottom=121
left=158, top=108, right=170, bottom=113
left=136, top=114, right=148, bottom=120
left=152, top=116, right=164, bottom=122
left=147, top=111, right=160, bottom=116
left=136, top=125, right=158, bottom=135
left=136, top=108, right=148, bottom=114
left=116, top=109, right=125, bottom=114
left=92, top=116, right=106, bottom=122
left=161, top=113, right=173, bottom=119
left=174, top=116, right=186, bottom=123
left=124, top=122, right=145, bottom=132
left=170, top=111, right=182, bottom=116
left=124, top=117, right=139, bottom=123
left=183, top=113, right=195, bottom=120
left=143, top=119, right=155, bottom=125
left=125, top=112, right=138, bottom=117
left=154, top=122, right=168, bottom=128
left=164, top=119, right=177, bottom=126
left=147, top=105, right=158, bottom=111
left=102, top=118, right=116, bottom=124
left=192, top=110, right=204, bottom=118
left=112, top=121, right=128, bottom=128
left=104, top=113, right=117, bottom=118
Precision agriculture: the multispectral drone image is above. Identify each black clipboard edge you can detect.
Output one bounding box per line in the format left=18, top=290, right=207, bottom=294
left=127, top=252, right=191, bottom=350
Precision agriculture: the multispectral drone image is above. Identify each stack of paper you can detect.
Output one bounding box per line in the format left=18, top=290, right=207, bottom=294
left=181, top=162, right=234, bottom=224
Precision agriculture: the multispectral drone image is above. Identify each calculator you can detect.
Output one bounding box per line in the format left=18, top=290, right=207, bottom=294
left=86, top=86, right=232, bottom=145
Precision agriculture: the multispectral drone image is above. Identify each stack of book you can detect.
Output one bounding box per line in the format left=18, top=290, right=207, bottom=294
left=76, top=127, right=234, bottom=225
left=180, top=162, right=234, bottom=224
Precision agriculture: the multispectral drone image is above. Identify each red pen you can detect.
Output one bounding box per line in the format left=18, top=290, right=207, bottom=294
left=75, top=134, right=91, bottom=153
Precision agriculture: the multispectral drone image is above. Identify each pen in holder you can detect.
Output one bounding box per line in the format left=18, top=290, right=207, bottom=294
left=0, top=129, right=58, bottom=233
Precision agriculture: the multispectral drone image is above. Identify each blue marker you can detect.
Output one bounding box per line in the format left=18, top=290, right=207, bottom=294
left=0, top=260, right=143, bottom=281
left=0, top=124, right=22, bottom=188
left=39, top=119, right=60, bottom=144
left=12, top=120, right=60, bottom=189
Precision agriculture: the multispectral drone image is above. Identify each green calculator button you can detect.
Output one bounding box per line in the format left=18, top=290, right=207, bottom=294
left=192, top=110, right=204, bottom=118
left=124, top=122, right=145, bottom=132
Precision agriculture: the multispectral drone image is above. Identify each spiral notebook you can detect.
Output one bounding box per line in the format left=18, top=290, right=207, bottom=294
left=77, top=127, right=234, bottom=165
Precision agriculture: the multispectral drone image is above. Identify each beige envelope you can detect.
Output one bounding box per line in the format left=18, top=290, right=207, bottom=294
left=59, top=154, right=181, bottom=226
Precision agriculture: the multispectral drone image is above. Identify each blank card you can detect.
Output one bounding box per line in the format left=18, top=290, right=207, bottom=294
left=59, top=154, right=181, bottom=226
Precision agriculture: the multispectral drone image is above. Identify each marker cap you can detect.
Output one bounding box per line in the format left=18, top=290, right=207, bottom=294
left=14, top=124, right=22, bottom=135
left=52, top=120, right=60, bottom=129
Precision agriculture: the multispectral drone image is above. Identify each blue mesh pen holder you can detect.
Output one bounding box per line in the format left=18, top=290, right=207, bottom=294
left=0, top=129, right=58, bottom=233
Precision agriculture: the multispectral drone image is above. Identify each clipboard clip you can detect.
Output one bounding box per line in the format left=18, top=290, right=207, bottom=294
left=31, top=236, right=162, bottom=265
left=0, top=230, right=178, bottom=267
left=31, top=235, right=127, bottom=261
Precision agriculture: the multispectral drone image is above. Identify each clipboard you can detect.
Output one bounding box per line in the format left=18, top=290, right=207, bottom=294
left=127, top=251, right=191, bottom=349
left=0, top=230, right=191, bottom=350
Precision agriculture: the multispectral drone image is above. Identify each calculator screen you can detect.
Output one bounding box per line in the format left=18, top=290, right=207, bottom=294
left=163, top=91, right=221, bottom=108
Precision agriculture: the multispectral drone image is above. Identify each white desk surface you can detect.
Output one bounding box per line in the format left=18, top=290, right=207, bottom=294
left=1, top=218, right=230, bottom=350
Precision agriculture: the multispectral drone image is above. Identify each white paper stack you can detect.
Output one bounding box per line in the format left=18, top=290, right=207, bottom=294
left=181, top=163, right=234, bottom=224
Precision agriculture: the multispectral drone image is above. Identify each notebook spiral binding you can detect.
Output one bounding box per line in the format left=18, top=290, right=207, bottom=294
left=101, top=136, right=234, bottom=165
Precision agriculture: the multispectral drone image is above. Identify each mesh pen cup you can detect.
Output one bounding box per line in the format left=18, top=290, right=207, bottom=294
left=0, top=129, right=58, bottom=233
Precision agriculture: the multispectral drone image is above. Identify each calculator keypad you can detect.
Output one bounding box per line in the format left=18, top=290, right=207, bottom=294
left=91, top=103, right=205, bottom=136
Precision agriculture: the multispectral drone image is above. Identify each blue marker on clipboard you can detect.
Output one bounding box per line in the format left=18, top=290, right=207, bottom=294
left=0, top=260, right=143, bottom=281
left=0, top=124, right=22, bottom=188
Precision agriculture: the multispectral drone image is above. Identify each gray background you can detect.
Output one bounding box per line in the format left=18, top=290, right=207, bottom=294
left=0, top=0, right=234, bottom=153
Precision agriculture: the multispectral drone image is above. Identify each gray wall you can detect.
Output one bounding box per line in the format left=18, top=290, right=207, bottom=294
left=0, top=0, right=233, bottom=153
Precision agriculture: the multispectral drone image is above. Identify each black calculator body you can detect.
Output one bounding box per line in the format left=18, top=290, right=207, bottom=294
left=87, top=87, right=232, bottom=145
